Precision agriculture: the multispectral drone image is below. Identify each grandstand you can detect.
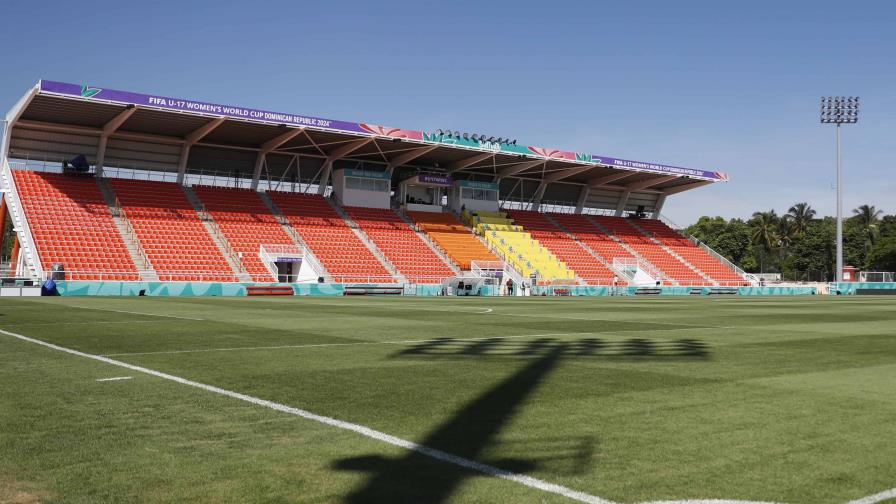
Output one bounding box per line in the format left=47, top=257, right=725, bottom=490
left=267, top=192, right=394, bottom=283
left=0, top=79, right=751, bottom=293
left=407, top=211, right=498, bottom=270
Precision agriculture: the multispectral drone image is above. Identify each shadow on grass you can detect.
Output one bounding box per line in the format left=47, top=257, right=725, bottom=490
left=334, top=345, right=569, bottom=503
left=394, top=336, right=709, bottom=360
left=335, top=337, right=708, bottom=502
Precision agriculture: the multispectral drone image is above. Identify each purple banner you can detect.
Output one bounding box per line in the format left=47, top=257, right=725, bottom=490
left=40, top=80, right=370, bottom=134
left=37, top=80, right=727, bottom=182
left=418, top=174, right=453, bottom=185
left=589, top=155, right=728, bottom=181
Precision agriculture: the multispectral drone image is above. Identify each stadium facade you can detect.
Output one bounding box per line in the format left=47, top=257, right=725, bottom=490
left=0, top=79, right=787, bottom=296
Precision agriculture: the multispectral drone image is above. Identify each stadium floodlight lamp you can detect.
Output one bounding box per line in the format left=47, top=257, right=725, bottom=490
left=819, top=95, right=860, bottom=283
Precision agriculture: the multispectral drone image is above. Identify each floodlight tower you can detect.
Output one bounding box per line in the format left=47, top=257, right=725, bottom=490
left=820, top=96, right=859, bottom=282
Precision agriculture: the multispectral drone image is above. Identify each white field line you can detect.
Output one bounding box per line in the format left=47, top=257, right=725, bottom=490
left=642, top=501, right=782, bottom=504
left=0, top=327, right=889, bottom=504
left=101, top=325, right=728, bottom=358
left=1, top=320, right=179, bottom=327
left=54, top=304, right=205, bottom=321
left=0, top=327, right=610, bottom=504
left=844, top=488, right=896, bottom=504
left=284, top=300, right=726, bottom=329
left=96, top=376, right=132, bottom=382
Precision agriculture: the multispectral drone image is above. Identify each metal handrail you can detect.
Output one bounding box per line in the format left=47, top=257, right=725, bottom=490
left=3, top=160, right=43, bottom=279
left=656, top=213, right=756, bottom=284
left=113, top=198, right=151, bottom=270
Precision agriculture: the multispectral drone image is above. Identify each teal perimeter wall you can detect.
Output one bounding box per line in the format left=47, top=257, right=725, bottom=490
left=54, top=281, right=818, bottom=297
left=531, top=285, right=818, bottom=296
left=56, top=281, right=346, bottom=297
left=828, top=282, right=896, bottom=295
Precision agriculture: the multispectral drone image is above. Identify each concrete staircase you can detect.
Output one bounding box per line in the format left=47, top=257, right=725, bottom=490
left=395, top=209, right=463, bottom=277
left=96, top=178, right=159, bottom=281
left=585, top=215, right=676, bottom=285
left=626, top=219, right=717, bottom=285
left=460, top=210, right=528, bottom=281
left=0, top=163, right=42, bottom=280
left=542, top=213, right=618, bottom=284
left=182, top=186, right=252, bottom=282
left=326, top=198, right=407, bottom=283
left=258, top=191, right=333, bottom=282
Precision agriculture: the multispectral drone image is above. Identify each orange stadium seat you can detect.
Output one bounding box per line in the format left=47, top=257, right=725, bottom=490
left=343, top=207, right=455, bottom=283
left=405, top=211, right=497, bottom=270
left=193, top=186, right=293, bottom=282
left=591, top=216, right=708, bottom=285
left=635, top=219, right=746, bottom=285
left=266, top=192, right=393, bottom=283
left=507, top=210, right=620, bottom=285
left=13, top=170, right=139, bottom=281
left=108, top=179, right=236, bottom=282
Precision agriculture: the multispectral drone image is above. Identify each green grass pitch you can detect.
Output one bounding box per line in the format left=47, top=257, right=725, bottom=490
left=1, top=295, right=895, bottom=504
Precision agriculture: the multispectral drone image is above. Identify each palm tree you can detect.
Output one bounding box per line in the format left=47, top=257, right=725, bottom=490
left=853, top=204, right=884, bottom=253
left=751, top=210, right=778, bottom=272
left=776, top=217, right=795, bottom=262
left=787, top=202, right=816, bottom=235
left=750, top=211, right=778, bottom=251
left=853, top=204, right=883, bottom=226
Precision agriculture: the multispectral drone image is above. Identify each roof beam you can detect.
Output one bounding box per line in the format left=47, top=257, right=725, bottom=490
left=2, top=84, right=39, bottom=163
left=386, top=145, right=438, bottom=174
left=261, top=127, right=304, bottom=152
left=325, top=137, right=374, bottom=160
left=102, top=106, right=137, bottom=135
left=14, top=119, right=187, bottom=146
left=251, top=127, right=305, bottom=190
left=587, top=171, right=635, bottom=188
left=186, top=117, right=226, bottom=144
left=614, top=190, right=632, bottom=217
left=494, top=160, right=544, bottom=181
left=661, top=180, right=713, bottom=195
left=177, top=117, right=226, bottom=185
left=543, top=165, right=593, bottom=184
left=651, top=194, right=667, bottom=218
left=96, top=106, right=138, bottom=176
left=317, top=137, right=375, bottom=195
left=446, top=152, right=494, bottom=173
left=531, top=180, right=549, bottom=210
left=626, top=175, right=678, bottom=191
left=574, top=186, right=590, bottom=214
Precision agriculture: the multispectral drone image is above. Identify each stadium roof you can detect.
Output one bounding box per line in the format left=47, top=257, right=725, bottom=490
left=2, top=80, right=728, bottom=212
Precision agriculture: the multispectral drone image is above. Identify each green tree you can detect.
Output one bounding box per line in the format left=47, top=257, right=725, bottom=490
left=749, top=211, right=778, bottom=272
left=878, top=215, right=896, bottom=239
left=866, top=236, right=896, bottom=272
left=789, top=218, right=835, bottom=281
left=786, top=202, right=816, bottom=235
left=853, top=204, right=883, bottom=253
left=686, top=216, right=751, bottom=266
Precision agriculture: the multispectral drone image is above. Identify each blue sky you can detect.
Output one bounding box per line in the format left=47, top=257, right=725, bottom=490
left=3, top=0, right=894, bottom=225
